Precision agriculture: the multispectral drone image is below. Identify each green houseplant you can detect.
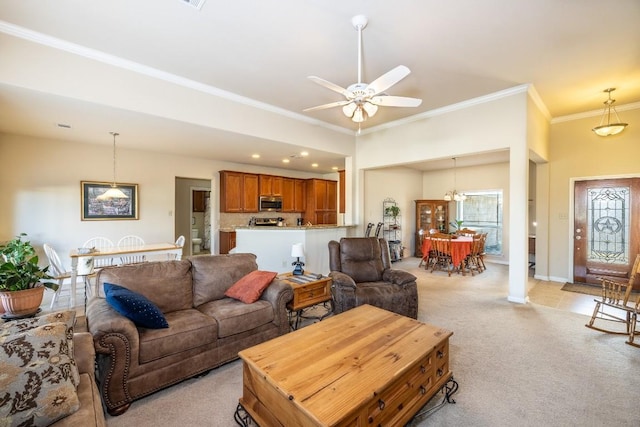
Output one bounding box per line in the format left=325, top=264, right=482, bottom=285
left=0, top=233, right=57, bottom=317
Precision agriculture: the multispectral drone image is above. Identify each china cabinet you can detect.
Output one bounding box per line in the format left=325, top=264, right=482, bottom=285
left=414, top=199, right=448, bottom=257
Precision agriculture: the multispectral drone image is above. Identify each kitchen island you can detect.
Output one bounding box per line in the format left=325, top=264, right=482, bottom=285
left=234, top=225, right=356, bottom=275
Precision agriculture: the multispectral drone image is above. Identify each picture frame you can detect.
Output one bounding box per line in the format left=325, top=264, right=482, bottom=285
left=81, top=181, right=139, bottom=220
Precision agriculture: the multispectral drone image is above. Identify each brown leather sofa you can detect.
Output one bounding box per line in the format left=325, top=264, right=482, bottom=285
left=86, top=253, right=292, bottom=416
left=329, top=237, right=418, bottom=319
left=53, top=331, right=106, bottom=427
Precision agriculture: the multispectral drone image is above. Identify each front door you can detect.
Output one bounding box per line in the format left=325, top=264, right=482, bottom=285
left=573, top=178, right=640, bottom=287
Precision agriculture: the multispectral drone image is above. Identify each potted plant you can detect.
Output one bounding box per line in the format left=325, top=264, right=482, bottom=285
left=0, top=233, right=58, bottom=317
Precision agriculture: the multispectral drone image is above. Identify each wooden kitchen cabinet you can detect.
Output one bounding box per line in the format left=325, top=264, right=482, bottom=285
left=414, top=199, right=448, bottom=257
left=219, top=231, right=236, bottom=254
left=192, top=190, right=206, bottom=212
left=305, top=179, right=338, bottom=225
left=220, top=171, right=259, bottom=213
left=282, top=178, right=306, bottom=212
left=259, top=175, right=283, bottom=196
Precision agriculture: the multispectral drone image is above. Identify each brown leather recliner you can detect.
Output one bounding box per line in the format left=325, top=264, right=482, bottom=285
left=328, top=237, right=418, bottom=319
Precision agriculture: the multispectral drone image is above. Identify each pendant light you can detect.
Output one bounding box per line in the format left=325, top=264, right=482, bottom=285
left=592, top=88, right=628, bottom=137
left=444, top=157, right=466, bottom=202
left=96, top=132, right=128, bottom=200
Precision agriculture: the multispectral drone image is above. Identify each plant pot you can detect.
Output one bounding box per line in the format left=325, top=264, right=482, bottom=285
left=0, top=286, right=45, bottom=317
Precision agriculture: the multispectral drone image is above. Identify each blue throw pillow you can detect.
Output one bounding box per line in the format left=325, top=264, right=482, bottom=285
left=104, top=283, right=169, bottom=329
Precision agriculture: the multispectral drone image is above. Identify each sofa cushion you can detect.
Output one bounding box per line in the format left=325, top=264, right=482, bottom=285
left=0, top=322, right=80, bottom=426
left=104, top=283, right=169, bottom=329
left=97, top=260, right=193, bottom=313
left=190, top=254, right=258, bottom=306
left=198, top=298, right=274, bottom=338
left=225, top=270, right=277, bottom=304
left=138, top=309, right=217, bottom=364
left=0, top=310, right=79, bottom=387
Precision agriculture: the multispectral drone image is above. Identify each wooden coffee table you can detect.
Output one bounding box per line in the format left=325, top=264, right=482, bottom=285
left=235, top=304, right=457, bottom=426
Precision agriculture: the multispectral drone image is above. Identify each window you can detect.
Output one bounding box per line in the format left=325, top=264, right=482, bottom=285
left=457, top=190, right=503, bottom=255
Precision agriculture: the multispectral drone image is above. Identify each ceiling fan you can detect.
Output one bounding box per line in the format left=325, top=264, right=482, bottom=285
left=304, top=15, right=422, bottom=125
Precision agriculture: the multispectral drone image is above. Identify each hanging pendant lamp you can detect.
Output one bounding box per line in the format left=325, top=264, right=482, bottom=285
left=444, top=157, right=466, bottom=202
left=97, top=132, right=128, bottom=200
left=592, top=88, right=628, bottom=137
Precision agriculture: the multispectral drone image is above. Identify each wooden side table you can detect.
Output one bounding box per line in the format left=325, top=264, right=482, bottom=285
left=278, top=273, right=332, bottom=330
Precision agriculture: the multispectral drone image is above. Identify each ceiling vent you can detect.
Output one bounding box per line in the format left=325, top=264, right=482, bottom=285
left=180, top=0, right=206, bottom=10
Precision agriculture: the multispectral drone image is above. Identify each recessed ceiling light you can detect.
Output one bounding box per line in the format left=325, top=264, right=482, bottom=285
left=282, top=159, right=290, bottom=163
left=252, top=154, right=260, bottom=159
left=300, top=151, right=309, bottom=157
left=311, top=163, right=319, bottom=168
left=332, top=166, right=339, bottom=170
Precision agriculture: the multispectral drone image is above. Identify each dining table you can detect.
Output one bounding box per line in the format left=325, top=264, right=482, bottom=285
left=68, top=242, right=183, bottom=308
left=421, top=235, right=473, bottom=274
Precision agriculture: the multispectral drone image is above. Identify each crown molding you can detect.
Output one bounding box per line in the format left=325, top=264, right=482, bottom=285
left=551, top=101, right=640, bottom=124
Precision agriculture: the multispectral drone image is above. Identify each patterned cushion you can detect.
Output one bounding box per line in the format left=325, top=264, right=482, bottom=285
left=0, top=310, right=79, bottom=387
left=0, top=322, right=80, bottom=426
left=224, top=270, right=277, bottom=304
left=104, top=283, right=169, bottom=329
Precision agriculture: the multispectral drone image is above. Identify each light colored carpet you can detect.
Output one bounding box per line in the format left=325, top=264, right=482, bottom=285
left=105, top=260, right=640, bottom=426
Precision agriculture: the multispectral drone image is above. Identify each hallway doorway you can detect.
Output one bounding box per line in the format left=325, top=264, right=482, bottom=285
left=175, top=177, right=213, bottom=256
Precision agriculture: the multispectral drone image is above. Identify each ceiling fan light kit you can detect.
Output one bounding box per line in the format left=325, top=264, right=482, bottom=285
left=304, top=15, right=422, bottom=126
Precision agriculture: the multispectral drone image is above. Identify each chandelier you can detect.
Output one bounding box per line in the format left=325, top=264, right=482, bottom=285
left=96, top=132, right=129, bottom=200
left=592, top=88, right=628, bottom=137
left=444, top=157, right=466, bottom=202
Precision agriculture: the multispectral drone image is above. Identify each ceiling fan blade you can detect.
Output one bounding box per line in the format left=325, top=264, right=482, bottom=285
left=307, top=76, right=353, bottom=98
left=368, top=65, right=411, bottom=96
left=303, top=100, right=353, bottom=112
left=369, top=95, right=422, bottom=107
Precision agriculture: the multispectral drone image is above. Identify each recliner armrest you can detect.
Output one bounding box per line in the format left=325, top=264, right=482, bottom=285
left=329, top=271, right=357, bottom=289
left=382, top=269, right=417, bottom=286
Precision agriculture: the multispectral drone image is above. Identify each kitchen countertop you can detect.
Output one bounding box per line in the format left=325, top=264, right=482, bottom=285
left=235, top=224, right=356, bottom=230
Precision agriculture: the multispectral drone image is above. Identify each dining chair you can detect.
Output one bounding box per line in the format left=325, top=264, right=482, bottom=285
left=364, top=223, right=374, bottom=237
left=464, top=234, right=484, bottom=275
left=117, top=235, right=146, bottom=265
left=82, top=236, right=115, bottom=297
left=44, top=243, right=95, bottom=310
left=477, top=233, right=488, bottom=271
left=586, top=254, right=640, bottom=347
left=168, top=235, right=185, bottom=260
left=431, top=233, right=453, bottom=276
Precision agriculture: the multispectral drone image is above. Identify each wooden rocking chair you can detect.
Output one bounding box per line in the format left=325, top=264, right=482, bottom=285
left=585, top=254, right=640, bottom=347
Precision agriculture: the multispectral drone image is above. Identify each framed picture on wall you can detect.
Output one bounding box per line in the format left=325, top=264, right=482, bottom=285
left=81, top=181, right=139, bottom=220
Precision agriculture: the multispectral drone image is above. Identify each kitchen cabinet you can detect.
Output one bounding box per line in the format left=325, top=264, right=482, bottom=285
left=192, top=190, right=207, bottom=212
left=282, top=178, right=306, bottom=212
left=414, top=199, right=448, bottom=257
left=220, top=171, right=259, bottom=213
left=259, top=175, right=283, bottom=196
left=219, top=231, right=236, bottom=254
left=305, top=179, right=338, bottom=225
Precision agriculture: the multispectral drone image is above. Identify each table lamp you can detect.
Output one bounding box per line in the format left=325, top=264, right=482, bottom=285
left=291, top=243, right=305, bottom=275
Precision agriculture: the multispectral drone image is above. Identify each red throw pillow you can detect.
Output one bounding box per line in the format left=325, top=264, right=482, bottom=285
left=225, top=270, right=278, bottom=303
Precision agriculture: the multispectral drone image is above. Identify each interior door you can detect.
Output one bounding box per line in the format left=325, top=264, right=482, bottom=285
left=574, top=178, right=640, bottom=287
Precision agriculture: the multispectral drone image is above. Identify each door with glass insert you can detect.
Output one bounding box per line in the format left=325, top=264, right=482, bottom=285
left=574, top=178, right=640, bottom=287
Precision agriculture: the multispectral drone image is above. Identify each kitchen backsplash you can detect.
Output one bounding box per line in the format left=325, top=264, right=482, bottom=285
left=219, top=212, right=303, bottom=229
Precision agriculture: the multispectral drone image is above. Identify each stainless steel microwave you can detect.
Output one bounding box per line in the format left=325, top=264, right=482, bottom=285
left=259, top=196, right=283, bottom=212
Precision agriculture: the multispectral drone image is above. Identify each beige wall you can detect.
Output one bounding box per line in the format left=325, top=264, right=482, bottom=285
left=0, top=133, right=327, bottom=260
left=547, top=107, right=640, bottom=282
left=362, top=167, right=423, bottom=255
